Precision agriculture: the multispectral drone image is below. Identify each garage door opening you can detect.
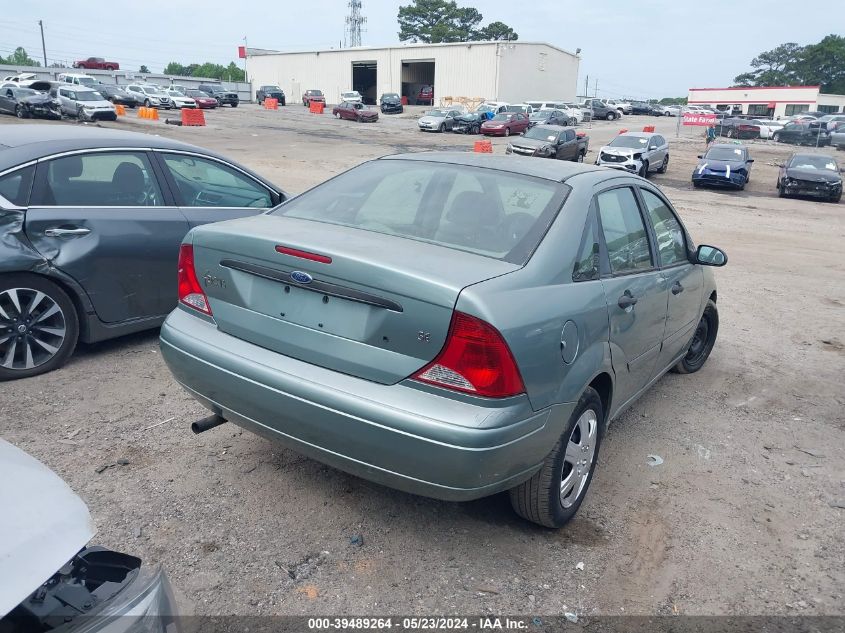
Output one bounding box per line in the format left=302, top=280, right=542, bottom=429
left=352, top=61, right=377, bottom=104
left=401, top=60, right=435, bottom=105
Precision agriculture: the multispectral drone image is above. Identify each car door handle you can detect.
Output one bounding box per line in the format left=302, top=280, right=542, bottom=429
left=44, top=227, right=91, bottom=237
left=671, top=281, right=684, bottom=295
left=617, top=290, right=638, bottom=309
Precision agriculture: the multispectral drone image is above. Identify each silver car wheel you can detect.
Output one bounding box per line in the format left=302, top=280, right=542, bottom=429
left=560, top=409, right=598, bottom=508
left=0, top=288, right=67, bottom=371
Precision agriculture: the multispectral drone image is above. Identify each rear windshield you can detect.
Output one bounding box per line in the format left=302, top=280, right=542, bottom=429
left=272, top=160, right=569, bottom=264
left=705, top=147, right=745, bottom=161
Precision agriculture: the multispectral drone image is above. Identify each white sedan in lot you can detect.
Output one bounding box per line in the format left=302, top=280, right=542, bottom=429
left=165, top=88, right=197, bottom=108
left=752, top=119, right=785, bottom=139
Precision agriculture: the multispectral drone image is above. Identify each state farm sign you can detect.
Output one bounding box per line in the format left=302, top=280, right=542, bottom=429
left=683, top=113, right=717, bottom=126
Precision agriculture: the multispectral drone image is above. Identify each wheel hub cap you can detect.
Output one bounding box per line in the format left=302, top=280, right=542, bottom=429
left=0, top=288, right=67, bottom=371
left=560, top=409, right=598, bottom=508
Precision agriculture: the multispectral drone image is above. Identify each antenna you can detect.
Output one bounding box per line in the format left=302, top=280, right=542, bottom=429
left=345, top=0, right=366, bottom=48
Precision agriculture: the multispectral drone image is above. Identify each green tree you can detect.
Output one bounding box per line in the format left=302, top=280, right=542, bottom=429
left=164, top=62, right=188, bottom=76
left=476, top=21, right=518, bottom=41
left=225, top=62, right=245, bottom=81
left=397, top=0, right=516, bottom=43
left=0, top=46, right=41, bottom=67
left=732, top=37, right=845, bottom=93
left=139, top=65, right=150, bottom=73
left=658, top=97, right=687, bottom=105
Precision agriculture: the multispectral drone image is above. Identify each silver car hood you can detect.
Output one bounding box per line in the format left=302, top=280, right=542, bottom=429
left=419, top=115, right=446, bottom=125
left=0, top=439, right=94, bottom=617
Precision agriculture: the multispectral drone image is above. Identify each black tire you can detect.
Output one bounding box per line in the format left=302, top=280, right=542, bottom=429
left=15, top=105, right=27, bottom=119
left=509, top=387, right=604, bottom=528
left=144, top=99, right=151, bottom=108
left=0, top=274, right=79, bottom=381
left=830, top=191, right=842, bottom=203
left=280, top=99, right=285, bottom=106
left=672, top=300, right=718, bottom=374
left=658, top=155, right=669, bottom=173
left=772, top=132, right=780, bottom=143
left=438, top=123, right=445, bottom=133
left=726, top=129, right=734, bottom=139
left=231, top=102, right=238, bottom=108
left=638, top=160, right=649, bottom=178
left=606, top=112, right=615, bottom=121
left=505, top=127, right=511, bottom=137
left=778, top=181, right=787, bottom=198
left=577, top=152, right=585, bottom=163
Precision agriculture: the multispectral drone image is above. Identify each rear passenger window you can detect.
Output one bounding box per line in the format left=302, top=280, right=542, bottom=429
left=0, top=165, right=35, bottom=207
left=641, top=189, right=687, bottom=266
left=38, top=152, right=162, bottom=207
left=597, top=188, right=653, bottom=274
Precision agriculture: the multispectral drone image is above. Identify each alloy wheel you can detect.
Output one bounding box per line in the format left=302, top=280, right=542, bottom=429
left=0, top=288, right=67, bottom=371
left=560, top=409, right=598, bottom=508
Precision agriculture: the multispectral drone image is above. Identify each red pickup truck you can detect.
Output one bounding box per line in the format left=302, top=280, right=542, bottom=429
left=73, top=57, right=120, bottom=71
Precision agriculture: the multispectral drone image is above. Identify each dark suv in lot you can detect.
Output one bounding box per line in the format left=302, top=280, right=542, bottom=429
left=256, top=85, right=285, bottom=106
left=198, top=84, right=239, bottom=107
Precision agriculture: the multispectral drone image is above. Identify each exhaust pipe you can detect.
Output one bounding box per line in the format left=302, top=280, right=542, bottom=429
left=191, top=414, right=227, bottom=434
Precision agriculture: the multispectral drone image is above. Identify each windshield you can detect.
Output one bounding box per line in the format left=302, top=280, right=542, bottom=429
left=309, top=90, right=323, bottom=95
left=531, top=111, right=552, bottom=119
left=705, top=147, right=745, bottom=161
left=789, top=155, right=838, bottom=171
left=187, top=90, right=206, bottom=97
left=382, top=93, right=399, bottom=99
left=76, top=77, right=96, bottom=87
left=491, top=114, right=511, bottom=121
left=12, top=88, right=37, bottom=98
left=264, top=86, right=281, bottom=91
left=426, top=109, right=448, bottom=117
left=506, top=105, right=527, bottom=112
left=75, top=91, right=103, bottom=102
left=342, top=92, right=360, bottom=98
left=608, top=136, right=649, bottom=149
left=271, top=160, right=568, bottom=264
left=524, top=127, right=560, bottom=142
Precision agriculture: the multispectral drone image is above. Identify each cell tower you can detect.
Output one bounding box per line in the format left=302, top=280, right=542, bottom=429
left=345, top=0, right=366, bottom=48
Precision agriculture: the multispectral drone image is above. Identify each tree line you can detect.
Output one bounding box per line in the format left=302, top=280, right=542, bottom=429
left=733, top=35, right=845, bottom=94
left=398, top=0, right=518, bottom=43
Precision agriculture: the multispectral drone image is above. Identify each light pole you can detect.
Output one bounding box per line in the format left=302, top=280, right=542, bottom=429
left=38, top=20, right=47, bottom=67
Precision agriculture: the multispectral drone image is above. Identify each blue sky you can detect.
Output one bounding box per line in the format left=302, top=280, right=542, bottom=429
left=3, top=1, right=843, bottom=98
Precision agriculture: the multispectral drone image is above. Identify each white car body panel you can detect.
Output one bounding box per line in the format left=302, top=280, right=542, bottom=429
left=0, top=439, right=95, bottom=617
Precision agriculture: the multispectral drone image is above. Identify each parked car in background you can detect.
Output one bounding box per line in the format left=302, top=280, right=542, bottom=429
left=339, top=90, right=363, bottom=104
left=528, top=109, right=572, bottom=128
left=582, top=99, right=619, bottom=121
left=629, top=101, right=654, bottom=115
left=832, top=129, right=845, bottom=150
left=452, top=112, right=484, bottom=134
left=159, top=151, right=726, bottom=529
left=2, top=73, right=37, bottom=84
left=662, top=105, right=682, bottom=117
left=506, top=125, right=589, bottom=161
left=0, top=440, right=178, bottom=631
left=606, top=99, right=632, bottom=115
left=0, top=125, right=287, bottom=379
left=773, top=120, right=830, bottom=146
left=92, top=84, right=136, bottom=107
left=506, top=104, right=533, bottom=115
left=481, top=112, right=530, bottom=136
left=0, top=87, right=61, bottom=120
left=417, top=85, right=434, bottom=105
left=332, top=101, right=378, bottom=122
left=692, top=144, right=754, bottom=190
left=164, top=89, right=197, bottom=109
left=256, top=85, right=286, bottom=106
left=302, top=89, right=325, bottom=106
left=57, top=73, right=99, bottom=88
left=125, top=84, right=173, bottom=109
left=596, top=132, right=669, bottom=177
left=418, top=108, right=461, bottom=132
left=185, top=89, right=218, bottom=109
left=379, top=93, right=403, bottom=114
left=54, top=85, right=116, bottom=121
left=751, top=119, right=784, bottom=140
left=817, top=114, right=845, bottom=132
left=777, top=153, right=842, bottom=202
left=198, top=84, right=239, bottom=107
left=715, top=117, right=761, bottom=140
left=72, top=56, right=119, bottom=71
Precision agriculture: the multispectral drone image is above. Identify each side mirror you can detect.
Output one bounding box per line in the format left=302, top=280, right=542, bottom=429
left=747, top=159, right=755, bottom=163
left=649, top=145, right=658, bottom=151
left=696, top=245, right=727, bottom=267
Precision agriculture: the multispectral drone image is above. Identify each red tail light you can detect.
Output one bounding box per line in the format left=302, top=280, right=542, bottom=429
left=177, top=244, right=212, bottom=315
left=275, top=245, right=332, bottom=264
left=412, top=312, right=525, bottom=398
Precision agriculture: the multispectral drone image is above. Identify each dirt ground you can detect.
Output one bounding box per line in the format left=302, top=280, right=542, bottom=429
left=1, top=106, right=843, bottom=618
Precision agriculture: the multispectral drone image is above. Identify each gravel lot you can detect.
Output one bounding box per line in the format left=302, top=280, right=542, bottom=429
left=1, top=106, right=843, bottom=618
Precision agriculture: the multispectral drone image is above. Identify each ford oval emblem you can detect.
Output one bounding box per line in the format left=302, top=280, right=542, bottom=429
left=290, top=270, right=313, bottom=284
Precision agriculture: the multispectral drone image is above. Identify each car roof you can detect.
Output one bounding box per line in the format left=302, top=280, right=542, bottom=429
left=379, top=152, right=603, bottom=183
left=618, top=132, right=657, bottom=139
left=0, top=125, right=214, bottom=172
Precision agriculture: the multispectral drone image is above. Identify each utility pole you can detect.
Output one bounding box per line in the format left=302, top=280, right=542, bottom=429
left=242, top=36, right=248, bottom=83
left=584, top=75, right=588, bottom=100
left=38, top=20, right=47, bottom=67
left=594, top=79, right=598, bottom=98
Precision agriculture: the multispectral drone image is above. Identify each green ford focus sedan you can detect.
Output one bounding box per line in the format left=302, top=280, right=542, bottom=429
left=160, top=153, right=726, bottom=528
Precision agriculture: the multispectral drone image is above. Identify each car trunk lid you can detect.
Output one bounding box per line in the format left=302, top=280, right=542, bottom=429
left=189, top=215, right=519, bottom=384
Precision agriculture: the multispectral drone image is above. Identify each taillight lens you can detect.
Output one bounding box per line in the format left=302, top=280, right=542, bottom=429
left=177, top=244, right=212, bottom=315
left=412, top=312, right=525, bottom=398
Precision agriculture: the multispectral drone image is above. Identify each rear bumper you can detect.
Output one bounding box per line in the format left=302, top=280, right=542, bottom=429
left=160, top=309, right=572, bottom=501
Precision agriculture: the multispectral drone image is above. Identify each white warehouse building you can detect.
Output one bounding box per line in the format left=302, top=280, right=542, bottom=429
left=245, top=41, right=580, bottom=106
